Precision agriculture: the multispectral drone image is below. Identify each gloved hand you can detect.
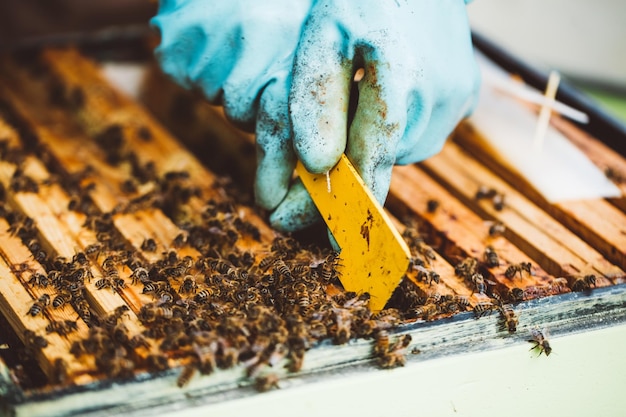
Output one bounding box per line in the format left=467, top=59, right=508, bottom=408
left=150, top=0, right=313, bottom=212
left=269, top=0, right=481, bottom=233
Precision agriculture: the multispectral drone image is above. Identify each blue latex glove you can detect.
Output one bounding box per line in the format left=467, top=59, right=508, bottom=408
left=269, top=0, right=481, bottom=232
left=150, top=0, right=312, bottom=212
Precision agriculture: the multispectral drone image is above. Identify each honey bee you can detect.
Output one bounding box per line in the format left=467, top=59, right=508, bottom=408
left=505, top=262, right=532, bottom=279
left=141, top=238, right=157, bottom=252
left=52, top=292, right=70, bottom=309
left=53, top=358, right=69, bottom=384
left=142, top=282, right=157, bottom=295
left=194, top=288, right=214, bottom=304
left=492, top=193, right=506, bottom=211
left=106, top=355, right=137, bottom=379
left=46, top=320, right=78, bottom=336
left=67, top=282, right=85, bottom=299
left=156, top=291, right=175, bottom=306
left=26, top=238, right=42, bottom=253
left=271, top=236, right=300, bottom=256
left=377, top=334, right=412, bottom=369
left=130, top=267, right=149, bottom=285
left=28, top=294, right=50, bottom=316
left=287, top=349, right=305, bottom=373
left=208, top=259, right=236, bottom=276
left=605, top=167, right=625, bottom=184
left=146, top=353, right=169, bottom=372
left=101, top=256, right=118, bottom=271
left=9, top=168, right=39, bottom=193
left=112, top=277, right=126, bottom=290
left=548, top=277, right=569, bottom=294
left=470, top=273, right=488, bottom=295
left=23, top=329, right=49, bottom=350
left=412, top=263, right=440, bottom=286
left=112, top=322, right=131, bottom=344
left=473, top=301, right=496, bottom=318
left=444, top=295, right=470, bottom=313
left=454, top=257, right=478, bottom=279
left=32, top=250, right=48, bottom=264
left=374, top=330, right=390, bottom=356
left=171, top=232, right=187, bottom=248
left=72, top=252, right=89, bottom=266
left=84, top=243, right=103, bottom=260
left=407, top=303, right=438, bottom=321
left=233, top=217, right=262, bottom=241
left=163, top=170, right=191, bottom=181
left=496, top=301, right=518, bottom=333
left=295, top=288, right=310, bottom=312
left=258, top=254, right=278, bottom=272
left=179, top=275, right=198, bottom=294
left=571, top=274, right=597, bottom=292
left=528, top=328, right=552, bottom=356
left=95, top=277, right=112, bottom=291
left=488, top=222, right=506, bottom=237
left=13, top=262, right=36, bottom=275
left=507, top=287, right=525, bottom=302
left=320, top=252, right=340, bottom=283
left=177, top=363, right=197, bottom=388
left=159, top=264, right=187, bottom=280
left=165, top=250, right=181, bottom=266
left=7, top=214, right=36, bottom=239
left=28, top=272, right=49, bottom=288
left=74, top=299, right=92, bottom=325
left=127, top=333, right=150, bottom=350
left=250, top=373, right=281, bottom=393
left=483, top=245, right=499, bottom=267
left=218, top=343, right=240, bottom=370
left=272, top=259, right=292, bottom=279
left=120, top=178, right=138, bottom=194
left=291, top=263, right=311, bottom=276
left=475, top=185, right=497, bottom=200
left=426, top=199, right=439, bottom=213
left=193, top=341, right=218, bottom=375
left=103, top=305, right=130, bottom=329
left=83, top=213, right=114, bottom=234
left=70, top=339, right=86, bottom=357
left=333, top=308, right=351, bottom=344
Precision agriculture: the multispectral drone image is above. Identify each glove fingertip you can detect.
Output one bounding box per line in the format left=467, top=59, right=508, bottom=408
left=296, top=144, right=344, bottom=174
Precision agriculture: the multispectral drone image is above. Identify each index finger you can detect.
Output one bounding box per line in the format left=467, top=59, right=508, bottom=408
left=289, top=12, right=354, bottom=174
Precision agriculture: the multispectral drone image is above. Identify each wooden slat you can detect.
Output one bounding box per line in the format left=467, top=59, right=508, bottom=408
left=0, top=157, right=150, bottom=337
left=454, top=121, right=626, bottom=269
left=0, top=219, right=91, bottom=340
left=554, top=199, right=626, bottom=269
left=421, top=141, right=622, bottom=283
left=0, top=245, right=92, bottom=384
left=389, top=165, right=557, bottom=296
left=39, top=48, right=274, bottom=245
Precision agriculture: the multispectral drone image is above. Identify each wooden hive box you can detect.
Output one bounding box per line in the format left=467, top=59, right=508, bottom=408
left=0, top=35, right=625, bottom=416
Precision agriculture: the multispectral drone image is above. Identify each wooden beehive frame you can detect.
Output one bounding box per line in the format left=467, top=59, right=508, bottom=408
left=0, top=45, right=624, bottom=416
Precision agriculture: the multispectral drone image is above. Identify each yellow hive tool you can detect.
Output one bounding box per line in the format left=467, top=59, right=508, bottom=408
left=296, top=155, right=411, bottom=311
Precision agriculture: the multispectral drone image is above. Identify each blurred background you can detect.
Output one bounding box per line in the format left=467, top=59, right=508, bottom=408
left=1, top=0, right=625, bottom=121
left=468, top=0, right=626, bottom=122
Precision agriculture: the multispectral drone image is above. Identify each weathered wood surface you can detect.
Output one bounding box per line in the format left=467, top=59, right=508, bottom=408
left=0, top=48, right=625, bottom=417
left=454, top=122, right=626, bottom=269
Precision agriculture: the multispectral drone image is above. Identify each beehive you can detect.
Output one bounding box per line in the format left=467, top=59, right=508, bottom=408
left=0, top=41, right=625, bottom=416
